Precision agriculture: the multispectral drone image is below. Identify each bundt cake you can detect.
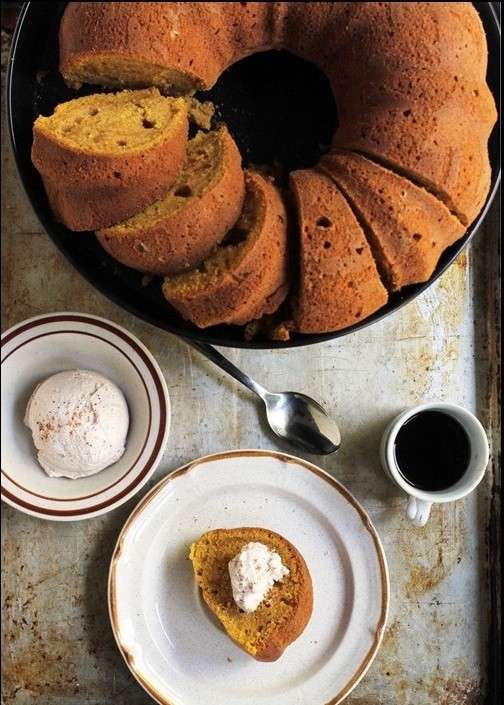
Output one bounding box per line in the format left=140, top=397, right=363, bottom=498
left=162, top=170, right=289, bottom=328
left=319, top=152, right=466, bottom=291
left=189, top=527, right=313, bottom=661
left=59, top=2, right=496, bottom=228
left=32, top=88, right=188, bottom=231
left=96, top=126, right=244, bottom=275
left=46, top=2, right=497, bottom=338
left=290, top=169, right=388, bottom=334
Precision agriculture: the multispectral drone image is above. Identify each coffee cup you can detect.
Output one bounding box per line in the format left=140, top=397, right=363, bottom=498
left=380, top=402, right=489, bottom=527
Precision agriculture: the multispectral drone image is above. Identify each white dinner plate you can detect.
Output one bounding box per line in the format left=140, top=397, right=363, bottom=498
left=1, top=312, right=170, bottom=520
left=109, top=450, right=389, bottom=705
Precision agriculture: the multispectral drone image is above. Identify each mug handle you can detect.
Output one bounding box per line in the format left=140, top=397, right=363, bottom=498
left=406, top=496, right=432, bottom=527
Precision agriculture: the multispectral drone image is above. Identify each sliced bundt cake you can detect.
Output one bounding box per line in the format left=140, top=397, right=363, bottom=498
left=48, top=2, right=497, bottom=340
left=290, top=169, right=388, bottom=334
left=319, top=152, right=466, bottom=291
left=97, top=126, right=244, bottom=275
left=162, top=170, right=289, bottom=328
left=31, top=89, right=188, bottom=231
left=189, top=527, right=313, bottom=661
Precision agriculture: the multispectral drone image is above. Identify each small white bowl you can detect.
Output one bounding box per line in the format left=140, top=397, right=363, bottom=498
left=1, top=312, right=170, bottom=521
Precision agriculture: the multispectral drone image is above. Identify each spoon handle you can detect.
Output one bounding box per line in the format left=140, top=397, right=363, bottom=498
left=182, top=338, right=267, bottom=399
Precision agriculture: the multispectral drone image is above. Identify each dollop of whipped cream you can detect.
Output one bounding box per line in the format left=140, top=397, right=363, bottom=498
left=228, top=541, right=290, bottom=613
left=24, top=370, right=129, bottom=479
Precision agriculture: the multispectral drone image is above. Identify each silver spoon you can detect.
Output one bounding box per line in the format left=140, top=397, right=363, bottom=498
left=184, top=339, right=341, bottom=455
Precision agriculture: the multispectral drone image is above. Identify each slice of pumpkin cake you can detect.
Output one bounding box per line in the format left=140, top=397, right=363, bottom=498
left=97, top=126, right=244, bottom=275
left=189, top=527, right=313, bottom=661
left=162, top=170, right=289, bottom=327
left=32, top=88, right=188, bottom=231
left=290, top=168, right=388, bottom=334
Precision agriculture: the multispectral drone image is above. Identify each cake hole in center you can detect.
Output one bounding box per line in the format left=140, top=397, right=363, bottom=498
left=199, top=50, right=338, bottom=182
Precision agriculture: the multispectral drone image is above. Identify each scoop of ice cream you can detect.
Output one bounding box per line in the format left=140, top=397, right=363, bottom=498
left=228, top=541, right=290, bottom=612
left=24, top=370, right=129, bottom=479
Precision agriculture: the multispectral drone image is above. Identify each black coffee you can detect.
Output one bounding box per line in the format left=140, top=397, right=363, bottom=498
left=394, top=411, right=470, bottom=491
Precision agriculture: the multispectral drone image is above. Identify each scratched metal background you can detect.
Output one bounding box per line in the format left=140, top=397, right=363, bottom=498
left=1, top=6, right=501, bottom=705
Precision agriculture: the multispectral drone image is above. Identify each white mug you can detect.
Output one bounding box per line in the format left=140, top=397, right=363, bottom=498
left=380, top=402, right=489, bottom=527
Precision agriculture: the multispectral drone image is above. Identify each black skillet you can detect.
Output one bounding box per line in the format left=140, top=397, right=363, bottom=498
left=7, top=2, right=501, bottom=349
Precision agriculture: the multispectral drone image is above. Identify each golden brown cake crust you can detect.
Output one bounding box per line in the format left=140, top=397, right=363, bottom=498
left=290, top=169, right=388, bottom=334
left=331, top=72, right=495, bottom=226
left=31, top=90, right=188, bottom=231
left=285, top=2, right=495, bottom=223
left=319, top=151, right=466, bottom=291
left=189, top=527, right=313, bottom=662
left=59, top=2, right=278, bottom=92
left=96, top=127, right=245, bottom=275
left=162, top=170, right=289, bottom=328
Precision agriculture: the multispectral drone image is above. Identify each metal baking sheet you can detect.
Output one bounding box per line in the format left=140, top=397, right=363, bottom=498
left=1, top=6, right=501, bottom=705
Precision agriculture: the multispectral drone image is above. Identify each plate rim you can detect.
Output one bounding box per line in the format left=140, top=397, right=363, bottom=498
left=5, top=2, right=501, bottom=349
left=0, top=311, right=171, bottom=521
left=108, top=448, right=390, bottom=705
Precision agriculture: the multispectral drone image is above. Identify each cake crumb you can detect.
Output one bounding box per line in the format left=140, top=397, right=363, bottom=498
left=185, top=97, right=215, bottom=130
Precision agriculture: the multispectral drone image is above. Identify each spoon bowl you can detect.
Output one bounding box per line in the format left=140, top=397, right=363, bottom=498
left=264, top=392, right=341, bottom=455
left=185, top=339, right=341, bottom=455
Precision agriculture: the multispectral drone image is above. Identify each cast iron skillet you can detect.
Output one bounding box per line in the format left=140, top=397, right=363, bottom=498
left=7, top=2, right=501, bottom=348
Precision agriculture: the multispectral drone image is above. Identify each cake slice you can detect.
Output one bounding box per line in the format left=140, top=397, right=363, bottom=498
left=162, top=170, right=289, bottom=328
left=189, top=527, right=313, bottom=661
left=97, top=126, right=244, bottom=275
left=31, top=89, right=188, bottom=231
left=290, top=169, right=388, bottom=334
left=319, top=151, right=466, bottom=291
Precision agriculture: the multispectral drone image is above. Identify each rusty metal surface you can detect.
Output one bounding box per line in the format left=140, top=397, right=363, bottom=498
left=1, top=16, right=501, bottom=705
